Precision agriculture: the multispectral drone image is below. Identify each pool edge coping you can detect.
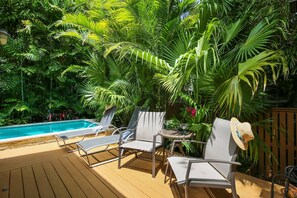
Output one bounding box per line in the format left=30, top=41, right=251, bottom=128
left=0, top=119, right=99, bottom=143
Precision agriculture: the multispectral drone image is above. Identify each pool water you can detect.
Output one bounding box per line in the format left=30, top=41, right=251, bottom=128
left=0, top=120, right=97, bottom=141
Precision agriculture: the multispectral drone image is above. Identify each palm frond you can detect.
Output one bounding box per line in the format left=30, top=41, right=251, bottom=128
left=222, top=18, right=245, bottom=47
left=61, top=65, right=85, bottom=77
left=84, top=53, right=108, bottom=84
left=62, top=13, right=107, bottom=36
left=94, top=87, right=132, bottom=107
left=236, top=20, right=278, bottom=61
left=214, top=50, right=288, bottom=115
left=238, top=51, right=288, bottom=93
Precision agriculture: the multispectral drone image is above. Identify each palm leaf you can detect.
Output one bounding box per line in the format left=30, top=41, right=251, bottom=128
left=215, top=51, right=288, bottom=114
left=236, top=20, right=278, bottom=61
left=61, top=13, right=107, bottom=36
left=61, top=65, right=85, bottom=77
left=222, top=18, right=245, bottom=47
left=238, top=51, right=288, bottom=93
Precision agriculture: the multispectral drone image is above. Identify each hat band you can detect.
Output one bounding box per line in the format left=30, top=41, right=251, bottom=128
left=236, top=128, right=246, bottom=144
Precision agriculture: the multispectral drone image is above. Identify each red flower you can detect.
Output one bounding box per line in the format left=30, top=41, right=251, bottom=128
left=186, top=107, right=196, bottom=117
left=190, top=108, right=196, bottom=117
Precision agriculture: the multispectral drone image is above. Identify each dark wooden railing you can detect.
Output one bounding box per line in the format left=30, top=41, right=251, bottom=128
left=255, top=108, right=297, bottom=178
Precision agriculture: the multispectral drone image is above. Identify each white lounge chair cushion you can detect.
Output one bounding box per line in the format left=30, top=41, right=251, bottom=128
left=77, top=134, right=121, bottom=152
left=168, top=156, right=231, bottom=187
left=120, top=140, right=162, bottom=152
left=57, top=127, right=104, bottom=140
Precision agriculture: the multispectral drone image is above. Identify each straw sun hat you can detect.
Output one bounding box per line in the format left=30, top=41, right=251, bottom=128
left=230, top=117, right=254, bottom=150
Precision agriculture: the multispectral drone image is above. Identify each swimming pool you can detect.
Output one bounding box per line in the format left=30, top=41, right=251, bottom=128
left=0, top=119, right=99, bottom=143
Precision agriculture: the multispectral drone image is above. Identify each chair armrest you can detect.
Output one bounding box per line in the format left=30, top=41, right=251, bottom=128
left=185, top=159, right=241, bottom=184
left=101, top=124, right=117, bottom=129
left=118, top=129, right=135, bottom=145
left=123, top=132, right=134, bottom=143
left=95, top=124, right=117, bottom=135
left=188, top=159, right=241, bottom=166
left=153, top=133, right=162, bottom=150
left=170, top=140, right=206, bottom=155
left=112, top=127, right=128, bottom=135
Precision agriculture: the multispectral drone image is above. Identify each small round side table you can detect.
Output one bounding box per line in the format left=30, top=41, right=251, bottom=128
left=159, top=129, right=193, bottom=157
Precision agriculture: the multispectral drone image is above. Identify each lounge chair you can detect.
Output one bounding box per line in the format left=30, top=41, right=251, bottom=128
left=118, top=110, right=166, bottom=178
left=76, top=107, right=140, bottom=167
left=55, top=106, right=116, bottom=151
left=165, top=118, right=240, bottom=198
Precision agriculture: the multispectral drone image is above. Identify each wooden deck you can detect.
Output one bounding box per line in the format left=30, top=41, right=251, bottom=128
left=0, top=138, right=284, bottom=198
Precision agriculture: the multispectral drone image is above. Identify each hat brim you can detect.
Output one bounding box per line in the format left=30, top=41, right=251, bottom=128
left=230, top=117, right=248, bottom=150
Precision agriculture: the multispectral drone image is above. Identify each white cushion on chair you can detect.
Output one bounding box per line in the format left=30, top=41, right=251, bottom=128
left=121, top=140, right=162, bottom=152
left=168, top=156, right=231, bottom=187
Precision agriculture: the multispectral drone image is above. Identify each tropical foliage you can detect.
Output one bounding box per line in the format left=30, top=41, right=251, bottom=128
left=0, top=0, right=92, bottom=125
left=57, top=0, right=292, bottom=163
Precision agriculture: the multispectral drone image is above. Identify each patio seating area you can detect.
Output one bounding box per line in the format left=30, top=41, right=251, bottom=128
left=1, top=0, right=296, bottom=197
left=0, top=138, right=284, bottom=198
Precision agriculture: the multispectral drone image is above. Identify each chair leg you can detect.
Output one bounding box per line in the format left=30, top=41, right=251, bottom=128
left=77, top=147, right=91, bottom=167
left=284, top=180, right=290, bottom=198
left=120, top=147, right=124, bottom=156
left=118, top=147, right=122, bottom=169
left=230, top=173, right=237, bottom=198
left=86, top=153, right=91, bottom=167
left=63, top=140, right=68, bottom=151
left=162, top=147, right=165, bottom=164
left=55, top=136, right=65, bottom=148
left=185, top=184, right=189, bottom=198
left=169, top=168, right=173, bottom=186
left=152, top=151, right=156, bottom=178
left=164, top=162, right=170, bottom=183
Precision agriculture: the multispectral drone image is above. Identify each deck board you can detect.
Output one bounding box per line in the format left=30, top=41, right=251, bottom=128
left=0, top=140, right=286, bottom=198
left=22, top=166, right=39, bottom=198
left=41, top=161, right=71, bottom=198
left=32, top=163, right=55, bottom=198
left=51, top=159, right=87, bottom=197
left=10, top=169, right=23, bottom=198
left=0, top=171, right=10, bottom=198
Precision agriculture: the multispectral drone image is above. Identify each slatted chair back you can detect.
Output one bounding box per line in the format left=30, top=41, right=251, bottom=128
left=135, top=111, right=165, bottom=143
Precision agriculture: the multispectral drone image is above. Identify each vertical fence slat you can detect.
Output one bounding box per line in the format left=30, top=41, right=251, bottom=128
left=266, top=111, right=273, bottom=177
left=287, top=112, right=295, bottom=166
left=257, top=112, right=265, bottom=177
left=272, top=110, right=279, bottom=175
left=279, top=111, right=287, bottom=173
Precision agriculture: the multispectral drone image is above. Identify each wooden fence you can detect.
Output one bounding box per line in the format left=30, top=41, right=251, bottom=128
left=255, top=108, right=297, bottom=178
